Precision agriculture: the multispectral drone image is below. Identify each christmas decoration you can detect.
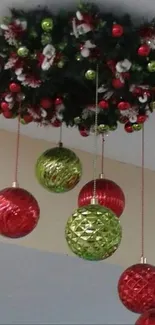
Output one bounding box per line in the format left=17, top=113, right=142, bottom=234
left=0, top=4, right=154, bottom=132
left=118, top=263, right=155, bottom=314
left=78, top=178, right=125, bottom=217
left=0, top=187, right=40, bottom=238
left=136, top=309, right=155, bottom=325
left=35, top=146, right=82, bottom=193
left=65, top=204, right=122, bottom=261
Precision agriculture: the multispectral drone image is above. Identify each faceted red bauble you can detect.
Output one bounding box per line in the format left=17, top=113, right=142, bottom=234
left=136, top=309, right=155, bottom=325
left=0, top=187, right=40, bottom=238
left=55, top=97, right=63, bottom=105
left=124, top=122, right=134, bottom=133
left=9, top=82, right=21, bottom=93
left=1, top=101, right=9, bottom=111
left=22, top=114, right=33, bottom=124
left=51, top=118, right=62, bottom=127
left=137, top=115, right=147, bottom=124
left=118, top=101, right=130, bottom=111
left=118, top=263, right=155, bottom=314
left=98, top=100, right=109, bottom=109
left=79, top=127, right=90, bottom=137
left=112, top=78, right=124, bottom=89
left=112, top=24, right=124, bottom=37
left=78, top=178, right=125, bottom=217
left=40, top=98, right=53, bottom=109
left=138, top=44, right=150, bottom=57
left=3, top=110, right=14, bottom=119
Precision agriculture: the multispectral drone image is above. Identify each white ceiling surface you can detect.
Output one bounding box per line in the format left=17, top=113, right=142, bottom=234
left=1, top=0, right=155, bottom=170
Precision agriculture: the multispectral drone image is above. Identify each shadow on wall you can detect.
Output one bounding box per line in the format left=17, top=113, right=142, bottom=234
left=0, top=243, right=137, bottom=324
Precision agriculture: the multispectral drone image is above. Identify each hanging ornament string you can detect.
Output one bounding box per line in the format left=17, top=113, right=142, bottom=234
left=12, top=108, right=21, bottom=188
left=92, top=65, right=99, bottom=203
left=141, top=126, right=146, bottom=264
left=100, top=135, right=105, bottom=178
left=59, top=124, right=63, bottom=147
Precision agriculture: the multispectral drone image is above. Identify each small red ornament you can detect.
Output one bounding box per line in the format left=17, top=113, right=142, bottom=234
left=136, top=309, right=155, bottom=325
left=40, top=98, right=53, bottom=109
left=132, top=87, right=143, bottom=96
left=55, top=97, right=63, bottom=105
left=138, top=44, right=150, bottom=57
left=118, top=263, right=155, bottom=314
left=1, top=102, right=9, bottom=111
left=112, top=24, right=124, bottom=37
left=23, top=114, right=33, bottom=124
left=79, top=127, right=89, bottom=137
left=9, top=82, right=21, bottom=93
left=51, top=118, right=62, bottom=127
left=112, top=78, right=124, bottom=89
left=98, top=100, right=109, bottom=109
left=137, top=115, right=147, bottom=124
left=78, top=178, right=125, bottom=217
left=0, top=187, right=40, bottom=238
left=3, top=110, right=14, bottom=119
left=124, top=122, right=134, bottom=133
left=118, top=101, right=130, bottom=111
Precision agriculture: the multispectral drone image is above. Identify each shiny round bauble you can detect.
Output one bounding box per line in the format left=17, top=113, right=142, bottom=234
left=78, top=178, right=125, bottom=217
left=41, top=18, right=53, bottom=32
left=35, top=146, right=82, bottom=193
left=65, top=204, right=122, bottom=261
left=85, top=69, right=96, bottom=80
left=0, top=187, right=40, bottom=238
left=133, top=123, right=143, bottom=131
left=118, top=101, right=130, bottom=111
left=112, top=24, right=124, bottom=37
left=97, top=124, right=109, bottom=133
left=41, top=33, right=52, bottom=46
left=112, top=78, right=124, bottom=89
left=79, top=127, right=90, bottom=137
left=124, top=122, right=134, bottom=133
left=137, top=115, right=147, bottom=124
left=51, top=118, right=62, bottom=127
left=9, top=82, right=21, bottom=93
left=118, top=263, right=155, bottom=314
left=74, top=117, right=81, bottom=125
left=135, top=309, right=155, bottom=325
left=138, top=44, right=150, bottom=57
left=110, top=124, right=118, bottom=131
left=57, top=60, right=65, bottom=68
left=1, top=101, right=9, bottom=111
left=40, top=98, right=53, bottom=109
left=147, top=61, right=155, bottom=72
left=21, top=114, right=33, bottom=124
left=2, top=110, right=15, bottom=119
left=54, top=97, right=63, bottom=105
left=17, top=46, right=29, bottom=57
left=98, top=100, right=109, bottom=109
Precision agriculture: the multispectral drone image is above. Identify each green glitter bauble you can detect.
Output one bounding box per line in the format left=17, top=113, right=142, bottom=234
left=35, top=146, right=82, bottom=193
left=65, top=204, right=122, bottom=261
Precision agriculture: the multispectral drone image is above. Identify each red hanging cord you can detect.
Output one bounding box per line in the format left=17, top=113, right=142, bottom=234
left=12, top=108, right=21, bottom=188
left=141, top=126, right=146, bottom=263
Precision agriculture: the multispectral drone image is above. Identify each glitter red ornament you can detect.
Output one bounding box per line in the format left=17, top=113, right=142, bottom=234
left=40, top=98, right=53, bottom=109
left=78, top=178, right=125, bottom=217
left=112, top=78, right=124, bottom=89
left=51, top=118, right=62, bottom=127
left=55, top=97, right=63, bottom=105
left=2, top=110, right=14, bottom=119
left=98, top=100, right=109, bottom=109
left=124, top=122, right=134, bottom=133
left=118, top=263, right=155, bottom=314
left=137, top=115, right=147, bottom=124
left=79, top=127, right=90, bottom=137
left=136, top=309, right=155, bottom=325
left=22, top=114, right=33, bottom=124
left=1, top=101, right=9, bottom=111
left=9, top=82, right=21, bottom=93
left=0, top=187, right=40, bottom=238
left=118, top=101, right=130, bottom=111
left=112, top=24, right=124, bottom=37
left=138, top=44, right=151, bottom=57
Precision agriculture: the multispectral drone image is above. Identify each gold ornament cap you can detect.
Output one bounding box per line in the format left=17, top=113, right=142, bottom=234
left=141, top=256, right=147, bottom=264
left=99, top=173, right=104, bottom=179
left=12, top=181, right=19, bottom=188
left=91, top=197, right=98, bottom=205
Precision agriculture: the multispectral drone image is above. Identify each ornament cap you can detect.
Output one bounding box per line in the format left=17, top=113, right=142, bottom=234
left=99, top=173, right=104, bottom=179
left=59, top=142, right=63, bottom=148
left=141, top=256, right=147, bottom=264
left=91, top=197, right=98, bottom=204
left=12, top=181, right=19, bottom=188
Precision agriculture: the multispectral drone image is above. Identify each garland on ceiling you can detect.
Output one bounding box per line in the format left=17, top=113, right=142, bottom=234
left=0, top=2, right=155, bottom=134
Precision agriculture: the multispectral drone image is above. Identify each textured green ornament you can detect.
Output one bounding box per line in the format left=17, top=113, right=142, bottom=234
left=132, top=123, right=142, bottom=131
left=41, top=33, right=52, bottom=46
left=85, top=69, right=96, bottom=80
left=74, top=117, right=81, bottom=125
left=150, top=101, right=155, bottom=110
left=110, top=124, right=118, bottom=131
left=147, top=61, right=155, bottom=72
left=41, top=18, right=53, bottom=32
left=97, top=124, right=109, bottom=133
left=58, top=41, right=67, bottom=51
left=65, top=204, right=122, bottom=261
left=29, top=29, right=38, bottom=39
left=35, top=146, right=82, bottom=193
left=57, top=60, right=65, bottom=68
left=17, top=46, right=29, bottom=57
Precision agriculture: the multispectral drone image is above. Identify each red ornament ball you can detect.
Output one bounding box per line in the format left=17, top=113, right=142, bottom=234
left=124, top=122, right=134, bottom=133
left=138, top=44, right=151, bottom=57
left=118, top=101, right=130, bottom=111
left=0, top=187, right=40, bottom=238
left=98, top=100, right=109, bottom=109
left=40, top=98, right=53, bottom=109
left=78, top=178, right=125, bottom=217
left=112, top=24, right=124, bottom=37
left=137, top=115, right=147, bottom=124
left=79, top=127, right=90, bottom=137
left=1, top=101, right=9, bottom=111
left=112, top=78, right=124, bottom=89
left=9, top=82, right=21, bottom=93
left=55, top=97, right=63, bottom=105
left=22, top=114, right=33, bottom=124
left=2, top=110, right=14, bottom=119
left=118, top=263, right=155, bottom=314
left=51, top=118, right=62, bottom=127
left=136, top=309, right=155, bottom=325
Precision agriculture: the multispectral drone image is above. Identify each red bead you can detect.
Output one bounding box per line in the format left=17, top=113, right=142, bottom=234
left=9, top=82, right=21, bottom=93
left=118, top=263, right=155, bottom=314
left=1, top=101, right=9, bottom=111
left=124, top=122, right=134, bottom=133
left=51, top=118, right=62, bottom=127
left=40, top=98, right=53, bottom=109
left=2, top=110, right=14, bottom=118
left=118, top=101, right=130, bottom=111
left=0, top=187, right=40, bottom=238
left=136, top=309, right=155, bottom=325
left=137, top=115, right=147, bottom=123
left=112, top=24, right=124, bottom=37
left=79, top=127, right=89, bottom=137
left=78, top=178, right=125, bottom=217
left=138, top=44, right=150, bottom=57
left=112, top=78, right=124, bottom=89
left=55, top=97, right=63, bottom=105
left=98, top=100, right=109, bottom=109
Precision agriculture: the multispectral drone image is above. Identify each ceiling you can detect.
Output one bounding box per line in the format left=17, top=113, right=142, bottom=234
left=1, top=0, right=155, bottom=170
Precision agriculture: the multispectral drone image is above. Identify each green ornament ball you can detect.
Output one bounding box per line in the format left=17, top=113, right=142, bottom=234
left=147, top=61, right=155, bottom=72
left=41, top=18, right=53, bottom=32
left=74, top=117, right=81, bottom=125
left=85, top=69, right=96, bottom=80
left=65, top=204, right=122, bottom=261
left=57, top=60, right=65, bottom=68
left=132, top=123, right=142, bottom=131
left=17, top=46, right=29, bottom=57
left=97, top=124, right=109, bottom=133
left=35, top=146, right=82, bottom=193
left=41, top=33, right=52, bottom=46
left=76, top=53, right=82, bottom=61
left=110, top=124, right=118, bottom=131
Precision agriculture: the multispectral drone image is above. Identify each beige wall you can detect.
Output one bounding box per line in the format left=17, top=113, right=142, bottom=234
left=0, top=129, right=154, bottom=267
